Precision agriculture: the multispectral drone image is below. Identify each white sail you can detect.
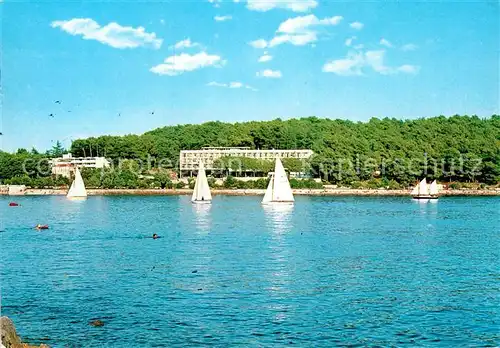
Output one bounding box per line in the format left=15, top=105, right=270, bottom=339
left=192, top=161, right=212, bottom=203
left=418, top=178, right=429, bottom=196
left=262, top=174, right=274, bottom=204
left=262, top=158, right=294, bottom=204
left=410, top=184, right=419, bottom=196
left=429, top=180, right=439, bottom=195
left=272, top=158, right=294, bottom=202
left=67, top=167, right=87, bottom=198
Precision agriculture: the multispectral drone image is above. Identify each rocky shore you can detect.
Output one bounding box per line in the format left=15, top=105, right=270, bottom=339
left=3, top=188, right=499, bottom=196
left=1, top=317, right=49, bottom=348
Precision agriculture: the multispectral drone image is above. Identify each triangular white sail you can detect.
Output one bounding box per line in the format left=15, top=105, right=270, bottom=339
left=273, top=158, right=294, bottom=202
left=67, top=167, right=87, bottom=198
left=192, top=161, right=212, bottom=204
left=262, top=173, right=274, bottom=204
left=262, top=158, right=294, bottom=204
left=429, top=180, right=439, bottom=195
left=410, top=184, right=419, bottom=196
left=418, top=178, right=429, bottom=196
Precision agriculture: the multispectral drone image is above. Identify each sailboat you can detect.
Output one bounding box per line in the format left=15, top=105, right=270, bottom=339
left=67, top=167, right=87, bottom=199
left=411, top=178, right=438, bottom=200
left=429, top=179, right=439, bottom=199
left=262, top=158, right=294, bottom=205
left=191, top=161, right=212, bottom=204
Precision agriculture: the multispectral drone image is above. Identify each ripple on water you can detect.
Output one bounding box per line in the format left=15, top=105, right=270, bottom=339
left=1, top=195, right=499, bottom=347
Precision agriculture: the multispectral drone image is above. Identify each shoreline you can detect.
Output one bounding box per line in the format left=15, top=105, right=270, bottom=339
left=4, top=188, right=500, bottom=196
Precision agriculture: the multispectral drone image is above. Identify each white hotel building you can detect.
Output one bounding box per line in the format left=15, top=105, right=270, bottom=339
left=179, top=147, right=314, bottom=177
left=50, top=153, right=111, bottom=178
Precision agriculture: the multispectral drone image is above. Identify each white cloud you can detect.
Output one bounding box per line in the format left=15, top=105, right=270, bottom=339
left=207, top=81, right=258, bottom=91
left=397, top=64, right=420, bottom=74
left=171, top=38, right=200, bottom=50
left=253, top=14, right=342, bottom=48
left=249, top=39, right=268, bottom=48
left=380, top=38, right=393, bottom=48
left=277, top=14, right=343, bottom=34
left=345, top=36, right=356, bottom=47
left=208, top=0, right=222, bottom=7
left=215, top=15, right=233, bottom=21
left=258, top=53, right=273, bottom=62
left=349, top=21, right=364, bottom=30
left=323, top=49, right=419, bottom=76
left=323, top=51, right=364, bottom=76
left=256, top=69, right=282, bottom=78
left=365, top=50, right=392, bottom=75
left=51, top=18, right=162, bottom=49
left=150, top=52, right=224, bottom=76
left=246, top=0, right=317, bottom=12
left=401, top=43, right=418, bottom=51
left=207, top=81, right=227, bottom=87
left=270, top=32, right=317, bottom=47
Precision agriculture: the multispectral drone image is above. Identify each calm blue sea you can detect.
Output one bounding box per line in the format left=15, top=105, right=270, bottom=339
left=1, top=195, right=498, bottom=347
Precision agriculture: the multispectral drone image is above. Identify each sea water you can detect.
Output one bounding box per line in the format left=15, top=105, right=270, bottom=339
left=1, top=195, right=498, bottom=347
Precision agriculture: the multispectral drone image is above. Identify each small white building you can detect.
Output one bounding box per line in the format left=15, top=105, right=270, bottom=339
left=8, top=185, right=26, bottom=195
left=50, top=153, right=110, bottom=178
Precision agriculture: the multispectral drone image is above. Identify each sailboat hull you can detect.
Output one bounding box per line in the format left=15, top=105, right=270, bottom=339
left=412, top=195, right=438, bottom=199
left=191, top=200, right=211, bottom=204
left=261, top=201, right=294, bottom=205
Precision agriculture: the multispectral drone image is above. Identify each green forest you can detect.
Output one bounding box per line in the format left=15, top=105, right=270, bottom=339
left=1, top=115, right=499, bottom=189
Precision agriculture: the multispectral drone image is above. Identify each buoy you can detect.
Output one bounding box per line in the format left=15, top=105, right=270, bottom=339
left=89, top=319, right=104, bottom=327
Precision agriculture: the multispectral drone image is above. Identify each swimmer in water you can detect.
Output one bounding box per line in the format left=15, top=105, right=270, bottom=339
left=152, top=233, right=159, bottom=239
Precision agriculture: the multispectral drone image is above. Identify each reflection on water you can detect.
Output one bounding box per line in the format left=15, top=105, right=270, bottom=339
left=413, top=198, right=439, bottom=224
left=66, top=197, right=87, bottom=202
left=263, top=204, right=294, bottom=234
left=263, top=204, right=294, bottom=322
left=1, top=196, right=498, bottom=347
left=412, top=198, right=430, bottom=204
left=192, top=203, right=212, bottom=232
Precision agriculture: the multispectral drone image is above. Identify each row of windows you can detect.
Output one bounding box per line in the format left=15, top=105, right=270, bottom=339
left=181, top=151, right=312, bottom=156
left=180, top=152, right=312, bottom=161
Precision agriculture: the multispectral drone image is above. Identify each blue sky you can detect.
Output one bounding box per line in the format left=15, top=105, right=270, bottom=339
left=1, top=0, right=499, bottom=152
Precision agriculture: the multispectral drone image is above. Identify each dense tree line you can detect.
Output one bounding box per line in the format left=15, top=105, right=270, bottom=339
left=213, top=157, right=306, bottom=176
left=0, top=149, right=52, bottom=180
left=1, top=116, right=499, bottom=187
left=79, top=168, right=184, bottom=189
left=0, top=141, right=67, bottom=182
left=69, top=115, right=500, bottom=185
